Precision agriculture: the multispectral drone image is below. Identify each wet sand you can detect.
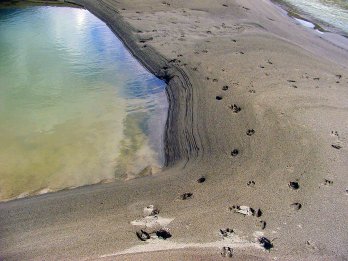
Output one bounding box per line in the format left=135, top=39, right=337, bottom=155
left=0, top=0, right=348, bottom=260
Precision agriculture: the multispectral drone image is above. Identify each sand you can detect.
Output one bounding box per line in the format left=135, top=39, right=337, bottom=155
left=0, top=0, right=348, bottom=260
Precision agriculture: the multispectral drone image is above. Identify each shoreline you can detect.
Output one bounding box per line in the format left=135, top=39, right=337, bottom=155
left=1, top=0, right=348, bottom=260
left=270, top=0, right=348, bottom=38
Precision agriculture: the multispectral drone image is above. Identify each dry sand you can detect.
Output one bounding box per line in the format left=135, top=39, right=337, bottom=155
left=0, top=0, right=348, bottom=260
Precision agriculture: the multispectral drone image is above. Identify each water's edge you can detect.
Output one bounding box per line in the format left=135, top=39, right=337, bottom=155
left=271, top=0, right=348, bottom=38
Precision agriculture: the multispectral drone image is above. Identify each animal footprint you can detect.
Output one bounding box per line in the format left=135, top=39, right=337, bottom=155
left=231, top=149, right=239, bottom=157
left=197, top=177, right=206, bottom=183
left=228, top=104, right=241, bottom=113
left=247, top=181, right=255, bottom=187
left=219, top=228, right=234, bottom=238
left=246, top=129, right=255, bottom=136
left=180, top=193, right=193, bottom=200
left=288, top=181, right=300, bottom=190
left=221, top=247, right=233, bottom=258
left=290, top=202, right=302, bottom=210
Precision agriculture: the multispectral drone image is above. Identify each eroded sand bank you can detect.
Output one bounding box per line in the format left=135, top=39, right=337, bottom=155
left=0, top=0, right=347, bottom=260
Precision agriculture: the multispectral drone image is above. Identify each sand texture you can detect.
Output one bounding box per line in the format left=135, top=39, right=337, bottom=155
left=0, top=0, right=348, bottom=260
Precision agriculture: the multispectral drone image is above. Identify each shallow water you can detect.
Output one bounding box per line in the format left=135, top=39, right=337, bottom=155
left=279, top=0, right=348, bottom=35
left=0, top=6, right=167, bottom=201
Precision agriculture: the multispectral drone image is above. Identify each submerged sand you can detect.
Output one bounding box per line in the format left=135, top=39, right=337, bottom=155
left=0, top=0, right=347, bottom=260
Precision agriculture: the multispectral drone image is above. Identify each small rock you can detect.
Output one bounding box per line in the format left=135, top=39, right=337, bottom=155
left=222, top=85, right=229, bottom=91
left=156, top=229, right=172, bottom=239
left=136, top=230, right=150, bottom=241
left=221, top=247, right=233, bottom=258
left=216, top=95, right=223, bottom=100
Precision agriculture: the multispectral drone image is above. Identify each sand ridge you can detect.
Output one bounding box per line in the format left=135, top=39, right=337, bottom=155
left=0, top=0, right=348, bottom=260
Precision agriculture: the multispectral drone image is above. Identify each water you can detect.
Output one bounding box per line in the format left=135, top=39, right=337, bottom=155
left=279, top=0, right=348, bottom=35
left=0, top=6, right=167, bottom=201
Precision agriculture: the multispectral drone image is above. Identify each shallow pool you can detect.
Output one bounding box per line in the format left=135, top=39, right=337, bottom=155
left=0, top=6, right=167, bottom=201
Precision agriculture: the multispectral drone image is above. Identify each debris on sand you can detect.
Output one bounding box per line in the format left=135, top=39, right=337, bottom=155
left=229, top=205, right=262, bottom=217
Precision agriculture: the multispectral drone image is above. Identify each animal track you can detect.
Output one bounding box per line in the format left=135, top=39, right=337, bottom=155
left=197, top=177, right=206, bottom=183
left=221, top=247, right=233, bottom=258
left=257, top=220, right=267, bottom=230
left=231, top=149, right=239, bottom=157
left=136, top=230, right=150, bottom=241
left=289, top=181, right=300, bottom=190
left=290, top=202, right=302, bottom=210
left=323, top=179, right=333, bottom=185
left=219, top=228, right=234, bottom=237
left=222, top=85, right=229, bottom=91
left=332, top=144, right=342, bottom=150
left=247, top=181, right=255, bottom=187
left=246, top=129, right=255, bottom=136
left=180, top=193, right=193, bottom=200
left=228, top=104, right=241, bottom=113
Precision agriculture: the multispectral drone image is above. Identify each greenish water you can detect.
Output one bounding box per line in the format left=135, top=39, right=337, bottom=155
left=279, top=0, right=348, bottom=35
left=0, top=6, right=167, bottom=201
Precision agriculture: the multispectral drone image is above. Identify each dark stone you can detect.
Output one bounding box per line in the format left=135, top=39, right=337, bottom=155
left=156, top=229, right=172, bottom=239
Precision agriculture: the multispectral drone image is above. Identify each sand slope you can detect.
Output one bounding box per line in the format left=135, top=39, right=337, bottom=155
left=0, top=0, right=347, bottom=260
